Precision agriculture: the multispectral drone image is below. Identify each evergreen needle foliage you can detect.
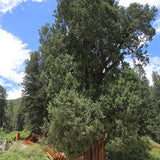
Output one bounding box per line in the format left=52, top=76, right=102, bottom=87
left=18, top=0, right=160, bottom=159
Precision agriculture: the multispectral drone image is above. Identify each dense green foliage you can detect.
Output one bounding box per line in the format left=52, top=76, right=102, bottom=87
left=106, top=136, right=151, bottom=160
left=148, top=71, right=160, bottom=141
left=100, top=66, right=147, bottom=141
left=21, top=51, right=48, bottom=131
left=47, top=88, right=104, bottom=158
left=21, top=0, right=159, bottom=159
left=0, top=85, right=7, bottom=128
left=106, top=136, right=160, bottom=160
left=4, top=98, right=24, bottom=131
left=39, top=1, right=157, bottom=159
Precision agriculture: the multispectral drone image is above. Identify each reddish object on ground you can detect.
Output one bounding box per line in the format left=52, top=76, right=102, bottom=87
left=23, top=132, right=66, bottom=160
left=23, top=132, right=45, bottom=145
left=15, top=132, right=20, bottom=142
left=45, top=147, right=66, bottom=160
left=23, top=139, right=36, bottom=146
left=23, top=132, right=108, bottom=160
left=152, top=146, right=160, bottom=150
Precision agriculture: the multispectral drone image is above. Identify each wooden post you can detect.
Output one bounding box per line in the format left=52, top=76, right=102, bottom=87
left=15, top=132, right=20, bottom=142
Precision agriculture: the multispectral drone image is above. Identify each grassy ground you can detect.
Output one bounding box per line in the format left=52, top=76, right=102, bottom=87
left=0, top=142, right=47, bottom=160
left=0, top=129, right=30, bottom=142
left=1, top=140, right=160, bottom=160
left=0, top=132, right=160, bottom=160
left=149, top=148, right=160, bottom=160
left=149, top=139, right=160, bottom=160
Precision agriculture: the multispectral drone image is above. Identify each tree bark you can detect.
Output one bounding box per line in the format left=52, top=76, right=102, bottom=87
left=82, top=134, right=105, bottom=160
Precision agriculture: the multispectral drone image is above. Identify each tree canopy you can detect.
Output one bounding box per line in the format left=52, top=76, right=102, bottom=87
left=21, top=51, right=47, bottom=132
left=20, top=0, right=159, bottom=159
left=37, top=1, right=157, bottom=159
left=41, top=0, right=157, bottom=99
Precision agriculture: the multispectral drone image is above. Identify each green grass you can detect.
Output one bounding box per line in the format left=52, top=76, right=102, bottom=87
left=148, top=138, right=160, bottom=160
left=149, top=148, right=160, bottom=160
left=149, top=138, right=160, bottom=147
left=0, top=129, right=30, bottom=142
left=0, top=130, right=47, bottom=160
left=0, top=142, right=47, bottom=160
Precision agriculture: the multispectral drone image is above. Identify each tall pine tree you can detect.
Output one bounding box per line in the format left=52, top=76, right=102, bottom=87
left=22, top=51, right=47, bottom=132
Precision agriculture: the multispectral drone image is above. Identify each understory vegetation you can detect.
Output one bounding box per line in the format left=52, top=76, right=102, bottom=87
left=106, top=136, right=160, bottom=160
left=0, top=142, right=46, bottom=160
left=0, top=132, right=160, bottom=160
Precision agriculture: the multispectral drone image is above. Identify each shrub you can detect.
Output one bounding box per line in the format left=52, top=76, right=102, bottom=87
left=106, top=136, right=151, bottom=160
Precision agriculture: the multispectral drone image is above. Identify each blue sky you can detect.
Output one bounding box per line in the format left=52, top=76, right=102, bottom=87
left=0, top=0, right=160, bottom=99
left=0, top=0, right=57, bottom=99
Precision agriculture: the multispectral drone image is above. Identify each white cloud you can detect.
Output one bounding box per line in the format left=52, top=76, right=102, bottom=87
left=32, top=0, right=44, bottom=2
left=144, top=57, right=160, bottom=85
left=0, top=0, right=45, bottom=14
left=0, top=28, right=30, bottom=83
left=0, top=79, right=11, bottom=87
left=0, top=0, right=25, bottom=13
left=0, top=27, right=30, bottom=99
left=7, top=87, right=22, bottom=99
left=126, top=57, right=160, bottom=85
left=118, top=0, right=160, bottom=8
left=0, top=0, right=45, bottom=99
left=154, top=17, right=160, bottom=34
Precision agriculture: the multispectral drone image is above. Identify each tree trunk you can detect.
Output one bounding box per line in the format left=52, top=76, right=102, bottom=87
left=83, top=134, right=105, bottom=160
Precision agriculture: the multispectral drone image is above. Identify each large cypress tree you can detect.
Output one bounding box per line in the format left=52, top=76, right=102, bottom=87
left=37, top=0, right=157, bottom=159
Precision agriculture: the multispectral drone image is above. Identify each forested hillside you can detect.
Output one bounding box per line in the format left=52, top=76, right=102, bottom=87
left=5, top=98, right=23, bottom=132
left=1, top=0, right=160, bottom=159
